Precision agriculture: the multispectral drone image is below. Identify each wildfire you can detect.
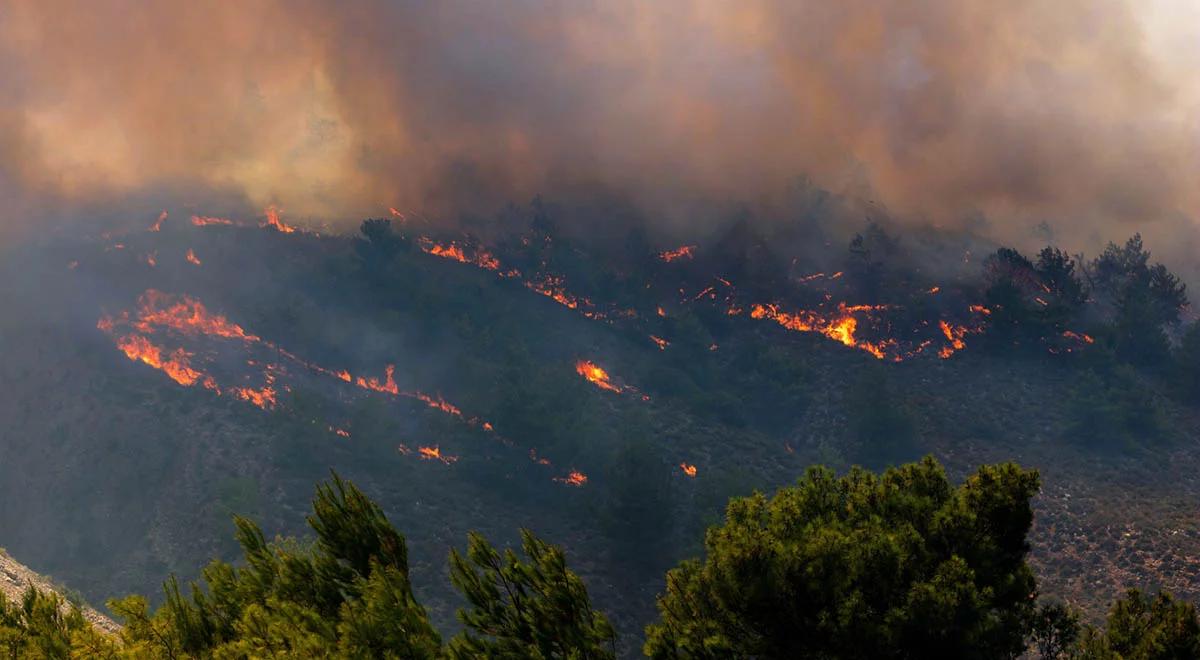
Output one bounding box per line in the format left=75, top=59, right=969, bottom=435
left=149, top=210, right=167, bottom=232
left=230, top=385, right=278, bottom=410
left=260, top=205, right=297, bottom=233
left=927, top=286, right=940, bottom=294
left=131, top=290, right=260, bottom=342
left=748, top=302, right=892, bottom=359
left=969, top=305, right=992, bottom=315
left=411, top=392, right=463, bottom=416
left=680, top=462, right=697, bottom=477
left=191, top=215, right=235, bottom=227
left=417, top=445, right=458, bottom=465
left=185, top=249, right=201, bottom=266
left=1062, top=330, right=1095, bottom=344
left=329, top=426, right=351, bottom=438
left=658, top=245, right=696, bottom=262
left=419, top=238, right=507, bottom=273
left=938, top=320, right=970, bottom=359
left=649, top=335, right=670, bottom=350
left=553, top=470, right=588, bottom=487
left=114, top=334, right=216, bottom=390
left=576, top=360, right=623, bottom=393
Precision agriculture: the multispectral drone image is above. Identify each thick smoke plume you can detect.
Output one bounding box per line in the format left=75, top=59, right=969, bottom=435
left=1, top=0, right=1197, bottom=246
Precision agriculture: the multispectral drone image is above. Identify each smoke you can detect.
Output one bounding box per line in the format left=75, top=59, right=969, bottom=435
left=1, top=0, right=1197, bottom=248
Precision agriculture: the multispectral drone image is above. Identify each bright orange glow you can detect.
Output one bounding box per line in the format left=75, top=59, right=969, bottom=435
left=149, top=210, right=167, bottom=232
left=658, top=245, right=696, bottom=262
left=680, top=462, right=697, bottom=477
left=927, top=286, right=940, bottom=294
left=260, top=205, right=297, bottom=233
left=230, top=385, right=278, bottom=410
left=649, top=335, right=669, bottom=350
left=191, top=215, right=235, bottom=227
left=656, top=306, right=666, bottom=317
left=1062, top=330, right=1095, bottom=344
left=576, top=360, right=623, bottom=393
left=131, top=290, right=260, bottom=342
left=115, top=334, right=217, bottom=390
left=417, top=445, right=458, bottom=465
left=185, top=249, right=201, bottom=266
left=938, top=320, right=969, bottom=359
left=749, top=302, right=893, bottom=359
left=554, top=470, right=587, bottom=486
left=969, top=305, right=992, bottom=315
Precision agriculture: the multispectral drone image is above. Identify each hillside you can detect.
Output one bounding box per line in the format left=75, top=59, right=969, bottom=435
left=1, top=205, right=1197, bottom=644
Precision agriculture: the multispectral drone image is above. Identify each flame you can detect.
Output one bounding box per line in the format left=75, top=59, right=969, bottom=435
left=656, top=306, right=667, bottom=317
left=969, top=305, right=992, bottom=315
left=553, top=470, right=588, bottom=486
left=230, top=385, right=277, bottom=410
left=575, top=360, right=623, bottom=393
left=417, top=445, right=458, bottom=465
left=938, top=320, right=969, bottom=359
left=411, top=391, right=463, bottom=416
left=1062, top=330, right=1095, bottom=344
left=749, top=302, right=892, bottom=359
left=658, top=245, right=696, bottom=262
left=649, top=335, right=669, bottom=350
left=355, top=364, right=400, bottom=395
left=927, top=286, right=940, bottom=294
left=115, top=334, right=217, bottom=390
left=141, top=253, right=157, bottom=267
left=260, top=205, right=297, bottom=233
left=186, top=249, right=201, bottom=266
left=419, top=238, right=506, bottom=273
left=328, top=426, right=351, bottom=438
left=149, top=210, right=167, bottom=232
left=529, top=449, right=552, bottom=466
left=680, top=462, right=697, bottom=477
left=388, top=207, right=406, bottom=221
left=131, top=290, right=260, bottom=342
left=191, top=215, right=235, bottom=227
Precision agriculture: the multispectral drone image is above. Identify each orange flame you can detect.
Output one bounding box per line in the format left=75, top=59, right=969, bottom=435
left=1062, top=330, right=1095, bottom=344
left=260, top=205, right=297, bottom=233
left=417, top=445, right=458, bottom=465
left=680, top=462, right=697, bottom=477
left=149, top=210, right=167, bottom=232
left=649, top=335, right=669, bottom=350
left=115, top=334, right=217, bottom=390
left=575, top=360, right=623, bottom=393
left=749, top=302, right=892, bottom=359
left=658, top=245, right=696, bottom=262
left=131, top=290, right=260, bottom=342
left=554, top=470, right=588, bottom=486
left=230, top=385, right=278, bottom=410
left=191, top=215, right=235, bottom=227
left=938, top=320, right=969, bottom=359
left=185, top=249, right=201, bottom=266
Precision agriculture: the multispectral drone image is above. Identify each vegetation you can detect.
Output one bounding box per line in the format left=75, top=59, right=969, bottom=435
left=7, top=461, right=1200, bottom=658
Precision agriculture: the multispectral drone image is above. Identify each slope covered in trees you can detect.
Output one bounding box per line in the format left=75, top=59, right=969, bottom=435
left=7, top=465, right=1200, bottom=658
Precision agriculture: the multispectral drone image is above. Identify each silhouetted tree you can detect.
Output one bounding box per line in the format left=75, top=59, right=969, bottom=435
left=644, top=457, right=1041, bottom=659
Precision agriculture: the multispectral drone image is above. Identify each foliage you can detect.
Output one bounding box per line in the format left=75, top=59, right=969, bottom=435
left=1031, top=601, right=1082, bottom=659
left=1077, top=589, right=1200, bottom=659
left=0, top=587, right=115, bottom=658
left=1171, top=321, right=1200, bottom=406
left=448, top=530, right=616, bottom=659
left=643, top=457, right=1041, bottom=659
left=847, top=366, right=918, bottom=466
left=1088, top=235, right=1188, bottom=365
left=1065, top=369, right=1163, bottom=450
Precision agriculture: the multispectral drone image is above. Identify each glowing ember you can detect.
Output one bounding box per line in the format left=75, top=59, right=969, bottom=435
left=554, top=470, right=588, bottom=486
left=141, top=253, right=157, bottom=267
left=938, top=320, right=969, bottom=359
left=658, top=245, right=696, bottom=262
left=329, top=426, right=351, bottom=438
left=969, top=305, right=992, bottom=315
left=417, top=445, right=458, bottom=465
left=355, top=364, right=400, bottom=395
left=149, top=210, right=167, bottom=232
left=649, top=335, right=670, bottom=350
left=419, top=238, right=506, bottom=273
left=230, top=385, right=278, bottom=410
left=411, top=391, right=463, bottom=416
left=185, top=249, right=201, bottom=266
left=680, top=462, right=697, bottom=477
left=927, top=286, right=940, bottom=294
left=656, top=306, right=666, bottom=317
left=260, top=205, right=297, bottom=233
left=575, top=360, right=623, bottom=393
left=191, top=215, right=235, bottom=227
left=1062, top=330, right=1095, bottom=344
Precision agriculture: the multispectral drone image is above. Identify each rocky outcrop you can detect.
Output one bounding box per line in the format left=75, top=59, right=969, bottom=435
left=0, top=549, right=119, bottom=635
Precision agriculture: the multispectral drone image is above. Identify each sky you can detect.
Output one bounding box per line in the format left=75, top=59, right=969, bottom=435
left=0, top=0, right=1196, bottom=252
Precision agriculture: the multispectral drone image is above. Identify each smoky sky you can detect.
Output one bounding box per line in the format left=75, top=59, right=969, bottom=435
left=0, top=0, right=1197, bottom=246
